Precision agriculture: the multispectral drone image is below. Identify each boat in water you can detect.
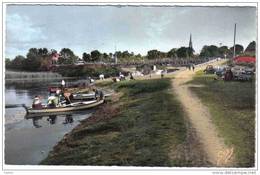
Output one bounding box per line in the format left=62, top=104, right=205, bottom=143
left=72, top=92, right=112, bottom=100
left=23, top=99, right=104, bottom=115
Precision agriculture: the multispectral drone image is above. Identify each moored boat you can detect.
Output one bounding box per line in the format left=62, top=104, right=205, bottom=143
left=23, top=99, right=104, bottom=115
left=72, top=93, right=112, bottom=100
left=72, top=93, right=95, bottom=100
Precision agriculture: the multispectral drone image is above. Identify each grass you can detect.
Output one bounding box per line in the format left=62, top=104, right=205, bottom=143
left=41, top=78, right=190, bottom=166
left=188, top=71, right=255, bottom=167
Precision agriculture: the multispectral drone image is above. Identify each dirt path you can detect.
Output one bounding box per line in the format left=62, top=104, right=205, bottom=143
left=172, top=59, right=234, bottom=167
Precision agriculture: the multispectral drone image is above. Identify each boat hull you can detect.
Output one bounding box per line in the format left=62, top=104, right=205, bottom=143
left=24, top=99, right=104, bottom=115
left=72, top=93, right=112, bottom=100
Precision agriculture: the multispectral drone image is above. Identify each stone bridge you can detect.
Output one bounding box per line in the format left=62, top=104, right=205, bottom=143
left=50, top=57, right=220, bottom=71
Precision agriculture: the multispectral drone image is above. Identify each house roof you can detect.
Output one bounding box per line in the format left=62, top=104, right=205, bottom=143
left=233, top=56, right=256, bottom=63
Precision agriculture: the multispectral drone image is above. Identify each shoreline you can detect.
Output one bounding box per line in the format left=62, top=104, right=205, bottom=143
left=41, top=78, right=208, bottom=166
left=5, top=77, right=75, bottom=81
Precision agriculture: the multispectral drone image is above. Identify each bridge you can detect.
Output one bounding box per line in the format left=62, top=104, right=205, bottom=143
left=50, top=57, right=221, bottom=71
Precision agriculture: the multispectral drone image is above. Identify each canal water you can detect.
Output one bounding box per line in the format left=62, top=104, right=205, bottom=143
left=4, top=79, right=93, bottom=165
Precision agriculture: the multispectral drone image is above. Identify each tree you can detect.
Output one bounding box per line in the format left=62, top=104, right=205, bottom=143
left=167, top=48, right=177, bottom=58
left=11, top=55, right=26, bottom=70
left=38, top=48, right=48, bottom=56
left=114, top=51, right=122, bottom=59
left=159, top=51, right=167, bottom=59
left=91, top=50, right=101, bottom=61
left=122, top=51, right=130, bottom=58
left=230, top=44, right=244, bottom=56
left=176, top=47, right=189, bottom=58
left=82, top=52, right=91, bottom=62
left=5, top=58, right=12, bottom=69
left=200, top=45, right=219, bottom=57
left=59, top=48, right=77, bottom=64
left=102, top=53, right=110, bottom=62
left=136, top=54, right=142, bottom=58
left=245, top=41, right=256, bottom=53
left=147, top=50, right=160, bottom=60
left=24, top=48, right=42, bottom=71
left=218, top=46, right=229, bottom=57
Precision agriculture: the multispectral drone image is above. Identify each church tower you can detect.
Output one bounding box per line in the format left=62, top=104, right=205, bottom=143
left=189, top=34, right=193, bottom=49
left=188, top=34, right=194, bottom=58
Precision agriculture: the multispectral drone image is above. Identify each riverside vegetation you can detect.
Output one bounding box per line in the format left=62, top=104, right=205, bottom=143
left=41, top=78, right=208, bottom=166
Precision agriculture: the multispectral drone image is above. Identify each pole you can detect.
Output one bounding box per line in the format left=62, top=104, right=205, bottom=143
left=114, top=44, right=117, bottom=64
left=233, top=23, right=236, bottom=58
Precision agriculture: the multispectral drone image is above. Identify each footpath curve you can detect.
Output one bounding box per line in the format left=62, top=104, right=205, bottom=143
left=171, top=59, right=234, bottom=167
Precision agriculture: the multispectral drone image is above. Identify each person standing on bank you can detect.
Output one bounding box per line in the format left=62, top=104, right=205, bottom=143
left=61, top=79, right=66, bottom=92
left=93, top=88, right=104, bottom=101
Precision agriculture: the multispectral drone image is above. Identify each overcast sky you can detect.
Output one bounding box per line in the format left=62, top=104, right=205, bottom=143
left=5, top=5, right=256, bottom=59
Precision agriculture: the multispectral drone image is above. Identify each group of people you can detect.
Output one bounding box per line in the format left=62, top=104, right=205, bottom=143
left=32, top=79, right=104, bottom=110
left=32, top=80, right=71, bottom=110
left=187, top=64, right=195, bottom=71
left=31, top=79, right=105, bottom=127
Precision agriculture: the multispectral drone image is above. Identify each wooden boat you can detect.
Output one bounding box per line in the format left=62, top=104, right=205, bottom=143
left=72, top=93, right=112, bottom=100
left=72, top=93, right=95, bottom=100
left=23, top=99, right=104, bottom=115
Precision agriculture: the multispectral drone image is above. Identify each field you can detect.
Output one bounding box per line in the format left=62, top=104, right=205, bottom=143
left=41, top=78, right=207, bottom=166
left=188, top=71, right=255, bottom=167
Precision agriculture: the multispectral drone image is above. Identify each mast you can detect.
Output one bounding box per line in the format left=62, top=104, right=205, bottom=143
left=233, top=23, right=236, bottom=58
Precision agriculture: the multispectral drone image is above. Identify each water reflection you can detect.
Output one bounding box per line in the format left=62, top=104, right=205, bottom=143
left=25, top=110, right=93, bottom=128
left=63, top=115, right=73, bottom=124
left=32, top=117, right=42, bottom=128
left=5, top=79, right=93, bottom=165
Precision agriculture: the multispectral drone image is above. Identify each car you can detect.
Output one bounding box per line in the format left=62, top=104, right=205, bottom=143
left=234, top=71, right=254, bottom=81
left=215, top=66, right=227, bottom=77
left=203, top=65, right=215, bottom=74
left=231, top=66, right=254, bottom=81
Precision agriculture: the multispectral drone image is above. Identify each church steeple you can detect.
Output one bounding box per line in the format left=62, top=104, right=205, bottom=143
left=188, top=34, right=194, bottom=58
left=189, top=33, right=193, bottom=49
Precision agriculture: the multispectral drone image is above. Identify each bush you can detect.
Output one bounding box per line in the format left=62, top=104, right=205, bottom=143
left=56, top=66, right=121, bottom=78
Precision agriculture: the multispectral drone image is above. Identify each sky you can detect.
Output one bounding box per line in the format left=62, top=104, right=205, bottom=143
left=5, top=5, right=257, bottom=59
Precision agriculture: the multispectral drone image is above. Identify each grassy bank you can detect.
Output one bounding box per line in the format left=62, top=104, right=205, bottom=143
left=41, top=78, right=205, bottom=166
left=188, top=71, right=255, bottom=167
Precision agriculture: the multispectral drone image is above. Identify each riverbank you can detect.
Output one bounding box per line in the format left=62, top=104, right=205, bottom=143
left=188, top=71, right=255, bottom=167
left=41, top=78, right=209, bottom=166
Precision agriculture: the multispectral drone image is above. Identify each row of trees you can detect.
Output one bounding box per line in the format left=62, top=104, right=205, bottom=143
left=200, top=41, right=256, bottom=58
left=82, top=50, right=143, bottom=63
left=147, top=47, right=194, bottom=60
left=6, top=41, right=255, bottom=72
left=146, top=41, right=255, bottom=60
left=6, top=48, right=80, bottom=71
